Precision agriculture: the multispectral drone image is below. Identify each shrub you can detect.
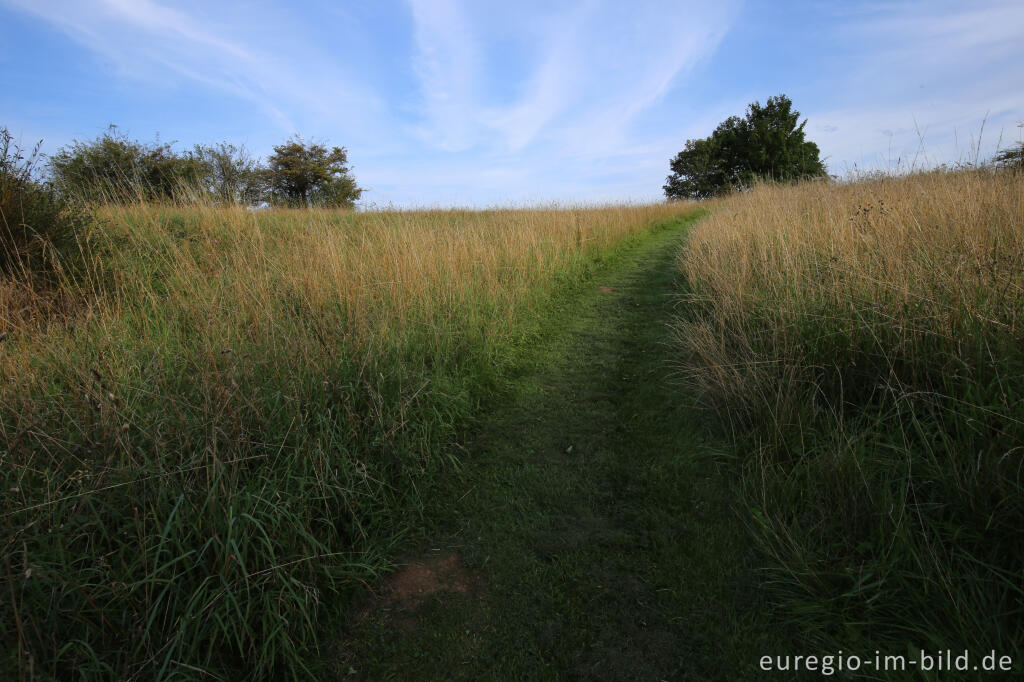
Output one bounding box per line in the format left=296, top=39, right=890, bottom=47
left=49, top=126, right=206, bottom=203
left=0, top=127, right=89, bottom=277
left=192, top=142, right=264, bottom=205
left=994, top=142, right=1023, bottom=170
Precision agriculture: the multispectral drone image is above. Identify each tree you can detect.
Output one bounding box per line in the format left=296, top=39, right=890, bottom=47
left=992, top=122, right=1024, bottom=170
left=664, top=95, right=827, bottom=200
left=264, top=137, right=363, bottom=208
left=663, top=136, right=723, bottom=200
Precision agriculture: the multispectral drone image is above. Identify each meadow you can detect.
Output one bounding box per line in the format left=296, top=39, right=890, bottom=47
left=3, top=160, right=1022, bottom=679
left=1, top=200, right=695, bottom=679
left=673, top=167, right=1024, bottom=662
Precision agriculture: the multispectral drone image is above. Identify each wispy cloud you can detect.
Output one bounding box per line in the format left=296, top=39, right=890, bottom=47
left=5, top=0, right=288, bottom=129
left=19, top=0, right=1016, bottom=206
left=552, top=0, right=737, bottom=157
left=2, top=0, right=382, bottom=137
left=854, top=0, right=1024, bottom=63
left=406, top=0, right=481, bottom=151
left=403, top=0, right=737, bottom=157
left=808, top=0, right=1024, bottom=173
left=482, top=2, right=591, bottom=153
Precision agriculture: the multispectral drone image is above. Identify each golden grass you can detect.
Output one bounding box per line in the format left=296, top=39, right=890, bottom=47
left=1, top=200, right=700, bottom=506
left=2, top=202, right=694, bottom=412
left=673, top=167, right=1024, bottom=655
left=17, top=203, right=687, bottom=331
left=675, top=169, right=1024, bottom=418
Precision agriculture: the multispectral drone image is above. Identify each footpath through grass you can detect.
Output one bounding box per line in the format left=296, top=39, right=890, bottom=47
left=331, top=217, right=779, bottom=679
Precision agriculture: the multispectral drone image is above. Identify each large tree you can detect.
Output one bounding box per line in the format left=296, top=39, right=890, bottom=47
left=264, top=137, right=363, bottom=208
left=664, top=95, right=826, bottom=200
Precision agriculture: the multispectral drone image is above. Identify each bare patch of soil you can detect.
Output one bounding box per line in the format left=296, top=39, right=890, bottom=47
left=598, top=285, right=615, bottom=292
left=380, top=552, right=479, bottom=611
left=335, top=552, right=489, bottom=674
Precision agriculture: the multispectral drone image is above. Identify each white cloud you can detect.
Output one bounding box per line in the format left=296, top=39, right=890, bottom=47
left=811, top=102, right=1023, bottom=176
left=809, top=0, right=1024, bottom=173
left=403, top=0, right=737, bottom=157
left=856, top=0, right=1024, bottom=63
left=4, top=0, right=740, bottom=205
left=2, top=0, right=381, bottom=137
left=406, top=0, right=481, bottom=151
left=555, top=2, right=736, bottom=158
left=481, top=4, right=590, bottom=153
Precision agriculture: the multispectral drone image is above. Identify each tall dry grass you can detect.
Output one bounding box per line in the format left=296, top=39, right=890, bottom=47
left=674, top=168, right=1024, bottom=659
left=0, top=201, right=696, bottom=679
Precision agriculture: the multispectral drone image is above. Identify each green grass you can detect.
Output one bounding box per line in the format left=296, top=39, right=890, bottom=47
left=331, top=214, right=782, bottom=679
left=1, top=203, right=698, bottom=680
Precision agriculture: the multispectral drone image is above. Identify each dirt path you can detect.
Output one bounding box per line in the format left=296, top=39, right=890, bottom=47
left=332, top=220, right=776, bottom=680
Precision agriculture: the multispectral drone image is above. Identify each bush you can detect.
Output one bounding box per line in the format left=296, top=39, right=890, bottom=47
left=0, top=127, right=89, bottom=277
left=994, top=142, right=1023, bottom=170
left=48, top=128, right=365, bottom=209
left=192, top=142, right=264, bottom=205
left=49, top=126, right=206, bottom=203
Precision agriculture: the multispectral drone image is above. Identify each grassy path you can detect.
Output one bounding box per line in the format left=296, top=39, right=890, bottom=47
left=332, top=219, right=776, bottom=680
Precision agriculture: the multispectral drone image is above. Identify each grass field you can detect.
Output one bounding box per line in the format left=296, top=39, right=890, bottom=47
left=3, top=165, right=1022, bottom=680
left=673, top=167, right=1024, bottom=669
left=331, top=214, right=780, bottom=680
left=1, top=201, right=696, bottom=679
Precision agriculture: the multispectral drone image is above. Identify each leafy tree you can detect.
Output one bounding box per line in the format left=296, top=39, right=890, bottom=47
left=49, top=126, right=206, bottom=202
left=264, top=137, right=363, bottom=208
left=665, top=95, right=827, bottom=200
left=743, top=96, right=826, bottom=183
left=662, top=136, right=723, bottom=200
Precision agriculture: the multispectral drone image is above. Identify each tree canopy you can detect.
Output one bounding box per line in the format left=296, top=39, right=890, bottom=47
left=264, top=137, right=363, bottom=208
left=664, top=95, right=827, bottom=200
left=191, top=142, right=263, bottom=205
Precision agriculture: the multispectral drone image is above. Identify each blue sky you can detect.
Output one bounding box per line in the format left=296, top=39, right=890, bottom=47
left=1, top=0, right=1022, bottom=207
